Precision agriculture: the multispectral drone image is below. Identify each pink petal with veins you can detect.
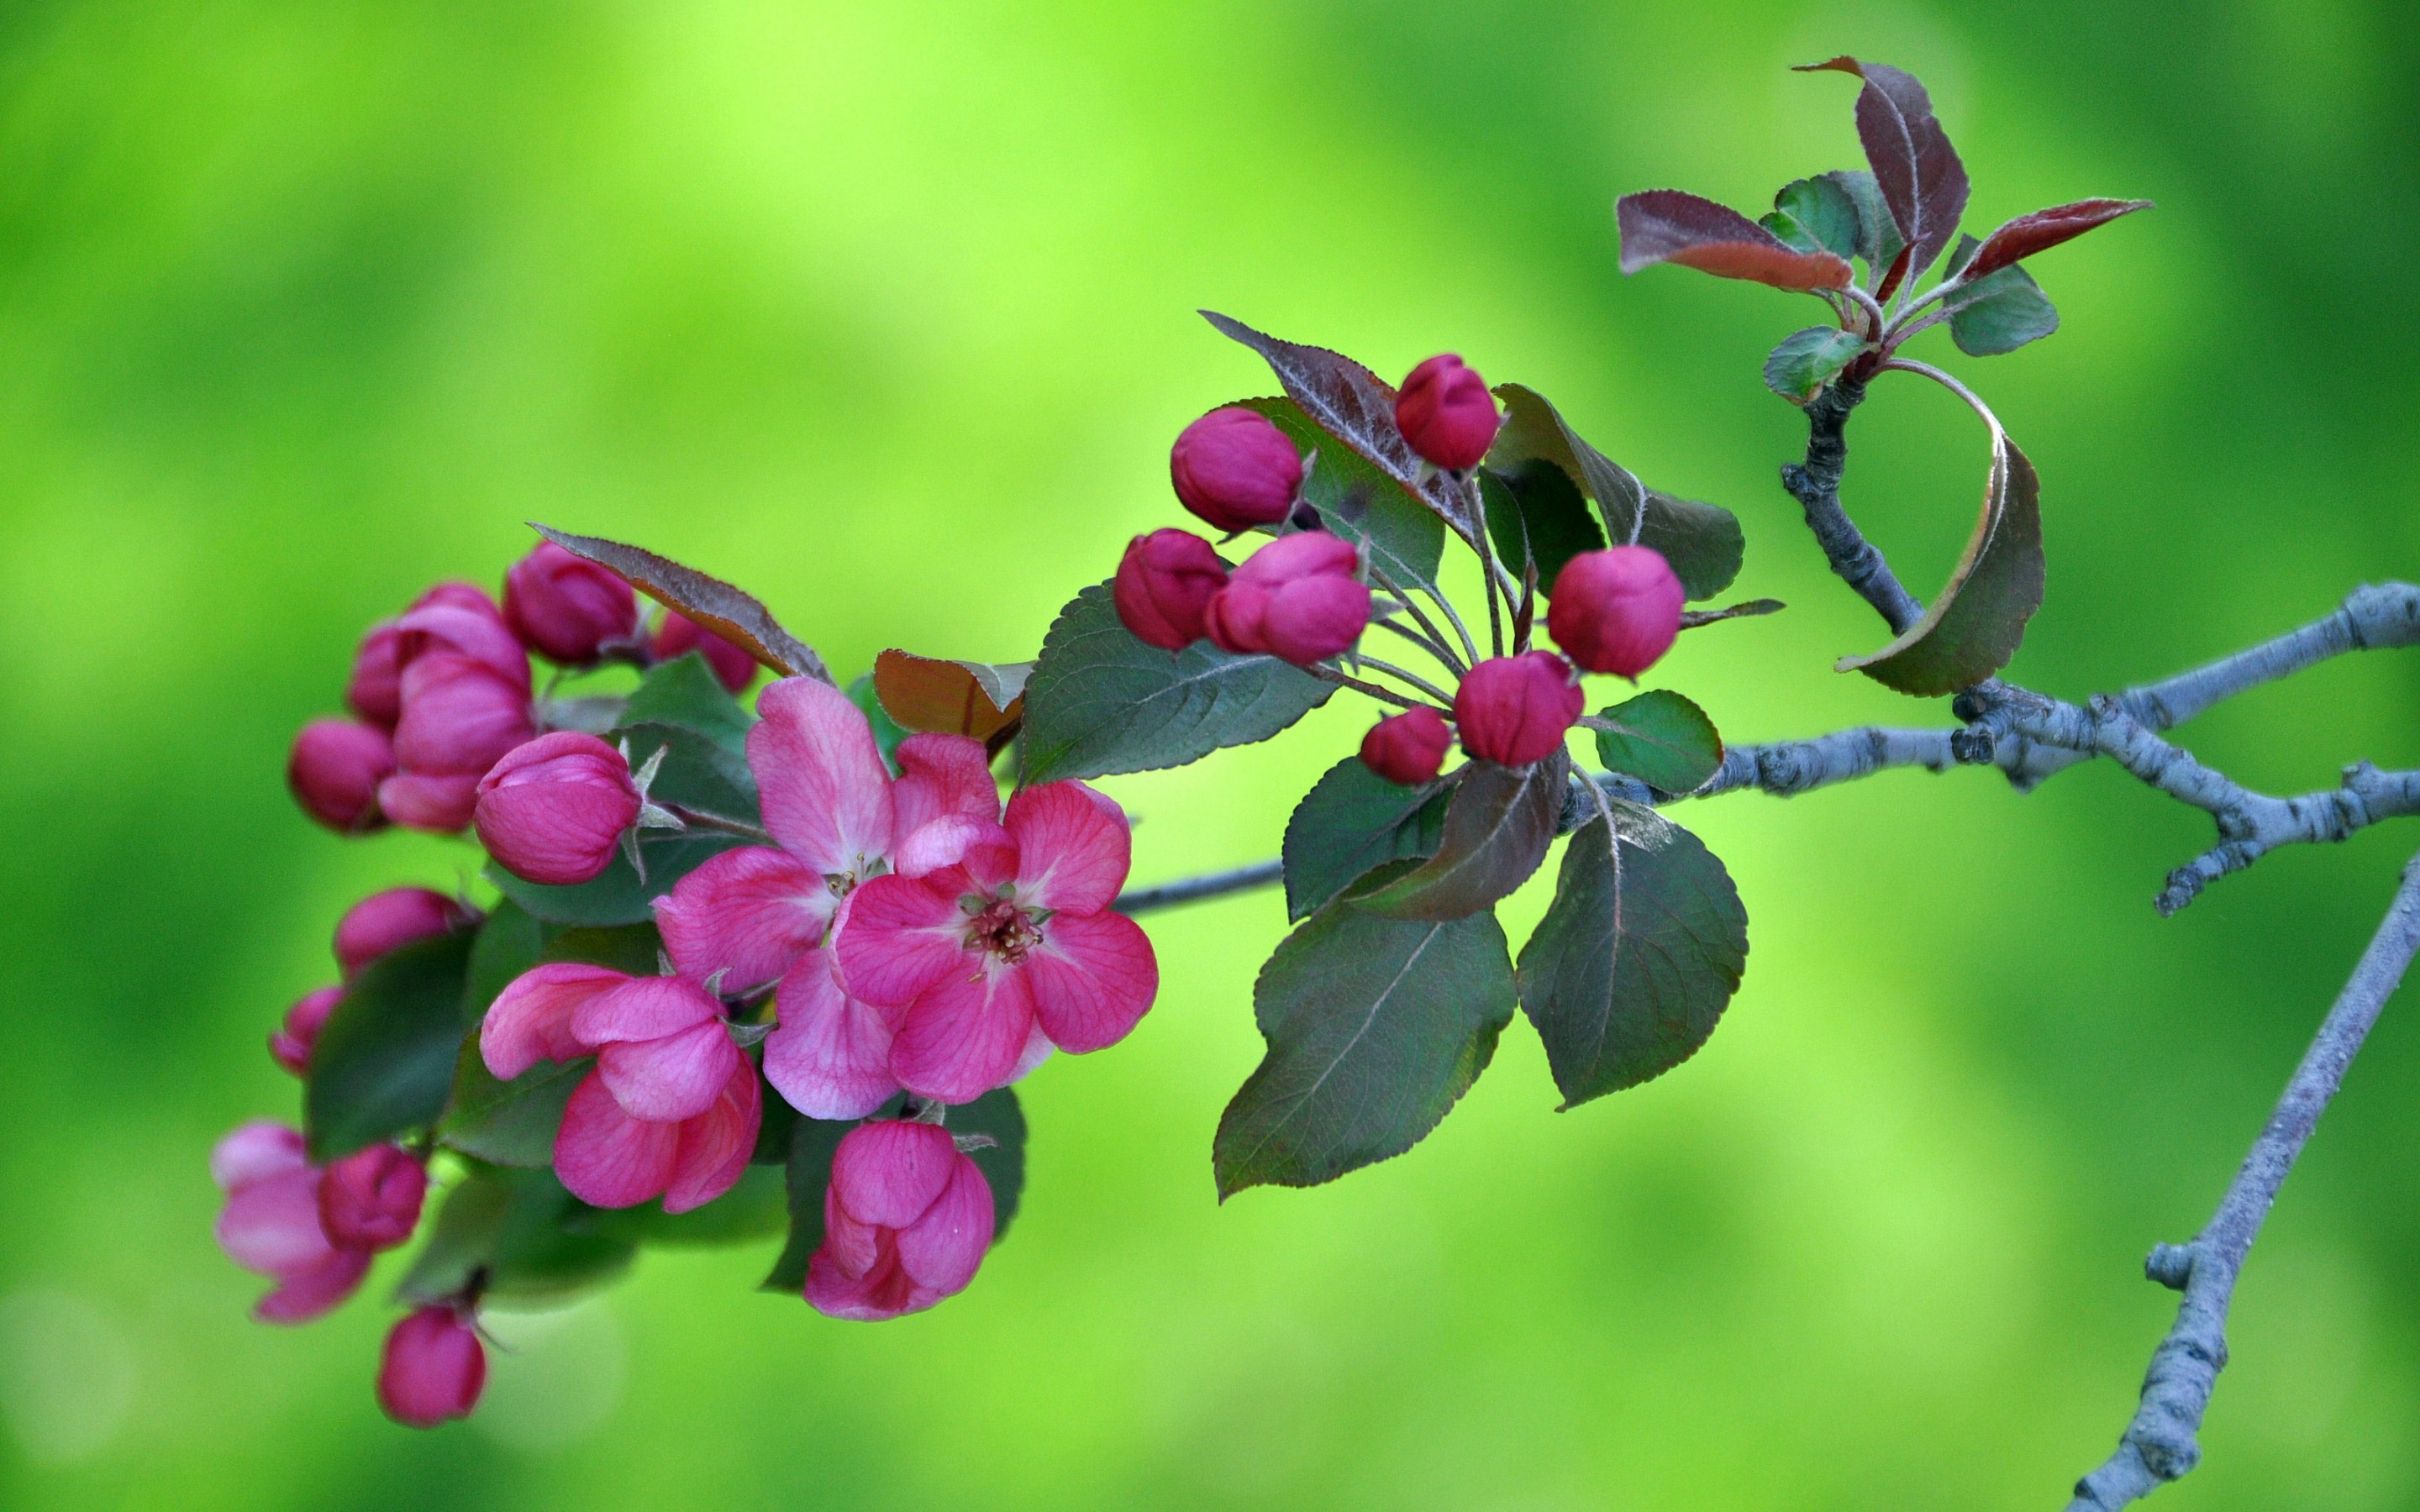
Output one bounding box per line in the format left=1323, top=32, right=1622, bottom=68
left=569, top=974, right=723, bottom=1047
left=834, top=874, right=971, bottom=1007
left=895, top=1155, right=993, bottom=1295
left=765, top=948, right=902, bottom=1120
left=1005, top=782, right=1131, bottom=913
left=652, top=844, right=832, bottom=994
left=892, top=734, right=999, bottom=836
left=830, top=1120, right=958, bottom=1229
left=481, top=963, right=626, bottom=1079
left=554, top=1071, right=681, bottom=1209
left=1023, top=908, right=1159, bottom=1053
left=890, top=961, right=1037, bottom=1105
left=664, top=1062, right=760, bottom=1214
left=597, top=1020, right=742, bottom=1122
left=749, top=678, right=896, bottom=878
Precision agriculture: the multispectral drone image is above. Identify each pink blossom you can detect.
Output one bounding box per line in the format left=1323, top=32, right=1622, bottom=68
left=479, top=966, right=760, bottom=1213
left=287, top=718, right=396, bottom=832
left=805, top=1120, right=994, bottom=1320
left=652, top=610, right=760, bottom=693
left=502, top=542, right=639, bottom=665
left=318, top=1144, right=428, bottom=1251
left=334, top=888, right=474, bottom=979
left=270, top=984, right=344, bottom=1075
left=651, top=679, right=1003, bottom=1119
left=378, top=650, right=537, bottom=832
left=473, top=732, right=642, bottom=885
left=377, top=1307, right=485, bottom=1427
left=209, top=1122, right=370, bottom=1324
left=838, top=782, right=1158, bottom=1105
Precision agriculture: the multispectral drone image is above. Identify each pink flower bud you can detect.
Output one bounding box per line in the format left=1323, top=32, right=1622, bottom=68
left=392, top=584, right=531, bottom=691
left=376, top=1307, right=486, bottom=1428
left=1113, top=529, right=1228, bottom=650
left=1203, top=530, right=1370, bottom=666
left=503, top=543, right=641, bottom=665
left=474, top=732, right=642, bottom=885
left=287, top=719, right=396, bottom=833
left=1395, top=354, right=1501, bottom=471
left=1171, top=407, right=1303, bottom=533
left=334, top=888, right=473, bottom=979
left=1360, top=706, right=1453, bottom=785
left=379, top=652, right=536, bottom=832
left=346, top=622, right=405, bottom=729
left=806, top=1120, right=995, bottom=1321
left=210, top=1121, right=370, bottom=1324
left=318, top=1144, right=427, bottom=1251
left=1454, top=652, right=1584, bottom=767
left=270, top=984, right=344, bottom=1076
left=651, top=611, right=760, bottom=693
left=1547, top=546, right=1685, bottom=679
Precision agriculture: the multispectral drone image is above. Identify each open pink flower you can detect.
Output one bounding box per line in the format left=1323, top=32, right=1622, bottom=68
left=806, top=1120, right=993, bottom=1320
left=480, top=966, right=760, bottom=1213
left=209, top=1122, right=371, bottom=1324
left=838, top=783, right=1159, bottom=1105
left=650, top=678, right=1002, bottom=1120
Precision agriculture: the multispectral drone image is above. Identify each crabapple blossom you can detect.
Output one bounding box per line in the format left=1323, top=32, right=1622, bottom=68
left=806, top=1120, right=994, bottom=1321
left=1113, top=528, right=1228, bottom=650
left=503, top=541, right=640, bottom=664
left=480, top=965, right=760, bottom=1212
left=209, top=1122, right=371, bottom=1324
left=1203, top=530, right=1370, bottom=666
left=270, top=984, right=344, bottom=1075
left=1395, top=354, right=1501, bottom=470
left=287, top=718, right=395, bottom=832
left=378, top=650, right=537, bottom=832
left=1455, top=652, right=1584, bottom=766
left=334, top=888, right=474, bottom=979
left=1360, top=706, right=1454, bottom=785
left=653, top=610, right=760, bottom=693
left=1547, top=546, right=1684, bottom=679
left=839, top=781, right=1158, bottom=1105
left=1170, top=406, right=1302, bottom=533
left=473, top=732, right=642, bottom=886
left=317, top=1144, right=427, bottom=1252
left=377, top=1307, right=486, bottom=1428
left=345, top=583, right=492, bottom=730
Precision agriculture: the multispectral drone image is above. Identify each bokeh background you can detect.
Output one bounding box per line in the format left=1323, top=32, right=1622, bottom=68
left=2, top=1, right=2417, bottom=1507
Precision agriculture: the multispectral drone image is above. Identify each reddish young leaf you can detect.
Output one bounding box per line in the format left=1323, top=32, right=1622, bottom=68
left=1615, top=191, right=1854, bottom=292
left=1964, top=198, right=2153, bottom=281
left=1795, top=59, right=1969, bottom=281
left=531, top=524, right=832, bottom=685
left=1199, top=312, right=1478, bottom=544
left=1873, top=243, right=1914, bottom=304
left=871, top=649, right=1030, bottom=755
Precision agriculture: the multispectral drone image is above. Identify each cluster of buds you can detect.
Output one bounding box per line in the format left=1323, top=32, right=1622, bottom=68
left=1112, top=352, right=1690, bottom=789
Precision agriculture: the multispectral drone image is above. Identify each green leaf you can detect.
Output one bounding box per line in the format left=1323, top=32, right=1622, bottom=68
left=621, top=651, right=755, bottom=757
left=306, top=930, right=476, bottom=1163
left=1481, top=458, right=1605, bottom=595
left=438, top=1039, right=588, bottom=1168
left=1237, top=396, right=1445, bottom=591
left=1516, top=805, right=1749, bottom=1109
left=565, top=1164, right=790, bottom=1247
left=1946, top=263, right=2060, bottom=355
left=1018, top=581, right=1333, bottom=785
left=397, top=1163, right=635, bottom=1308
left=487, top=834, right=750, bottom=927
left=1359, top=753, right=1568, bottom=921
left=1837, top=427, right=2045, bottom=696
left=1213, top=899, right=1516, bottom=1195
left=1821, top=169, right=1905, bottom=286
left=1763, top=326, right=1870, bottom=403
left=946, top=1087, right=1027, bottom=1242
left=1281, top=757, right=1449, bottom=922
left=1591, top=690, right=1724, bottom=794
left=460, top=899, right=549, bottom=1024
left=1486, top=385, right=1743, bottom=600
left=613, top=722, right=760, bottom=826
left=845, top=673, right=913, bottom=772
left=1764, top=175, right=1864, bottom=261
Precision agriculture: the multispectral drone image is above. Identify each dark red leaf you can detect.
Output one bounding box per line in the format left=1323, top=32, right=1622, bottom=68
left=1873, top=243, right=1913, bottom=304
left=1965, top=198, right=2153, bottom=281
left=1616, top=191, right=1854, bottom=292
left=531, top=524, right=832, bottom=685
left=1795, top=58, right=1969, bottom=281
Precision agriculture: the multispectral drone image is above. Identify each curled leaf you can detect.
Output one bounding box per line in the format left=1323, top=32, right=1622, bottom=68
left=1794, top=59, right=1969, bottom=281
left=872, top=650, right=1030, bottom=755
left=1965, top=198, right=2152, bottom=281
left=1764, top=326, right=1871, bottom=403
left=532, top=524, right=832, bottom=685
left=1616, top=190, right=1854, bottom=291
left=1838, top=425, right=2044, bottom=696
left=1357, top=752, right=1569, bottom=921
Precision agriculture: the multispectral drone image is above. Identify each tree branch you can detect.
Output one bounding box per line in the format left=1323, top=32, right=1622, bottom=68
left=1113, top=859, right=1285, bottom=915
left=2065, top=850, right=2420, bottom=1510
left=1778, top=379, right=1926, bottom=635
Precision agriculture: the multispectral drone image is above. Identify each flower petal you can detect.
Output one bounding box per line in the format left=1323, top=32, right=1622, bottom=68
left=750, top=678, right=896, bottom=879
left=255, top=1247, right=371, bottom=1325
left=554, top=1070, right=679, bottom=1209
left=889, top=961, right=1037, bottom=1105
left=896, top=1155, right=994, bottom=1296
left=820, top=1186, right=881, bottom=1278
left=481, top=963, right=628, bottom=1079
left=829, top=1120, right=958, bottom=1229
left=597, top=1020, right=742, bottom=1122
left=211, top=1121, right=308, bottom=1193
left=1025, top=908, right=1159, bottom=1053
left=805, top=1237, right=935, bottom=1321
left=1004, top=782, right=1131, bottom=913
left=569, top=974, right=724, bottom=1047
left=892, top=733, right=999, bottom=837
left=652, top=845, right=832, bottom=994
left=664, top=1062, right=761, bottom=1214
left=892, top=815, right=1010, bottom=880
left=834, top=874, right=970, bottom=1007
left=764, top=949, right=902, bottom=1119
left=215, top=1168, right=334, bottom=1276
left=1009, top=1019, right=1055, bottom=1082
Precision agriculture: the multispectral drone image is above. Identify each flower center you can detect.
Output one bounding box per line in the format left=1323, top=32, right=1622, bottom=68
left=962, top=895, right=1043, bottom=963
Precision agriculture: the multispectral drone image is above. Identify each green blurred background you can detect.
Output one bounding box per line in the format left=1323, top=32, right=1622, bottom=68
left=2, top=0, right=2416, bottom=1507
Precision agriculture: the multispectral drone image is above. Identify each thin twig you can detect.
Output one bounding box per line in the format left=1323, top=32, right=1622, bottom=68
left=1354, top=655, right=1458, bottom=707
left=1369, top=612, right=1466, bottom=675
left=1465, top=472, right=1506, bottom=658
left=1423, top=583, right=1482, bottom=667
left=1113, top=859, right=1285, bottom=915
left=2065, top=852, right=2420, bottom=1510
left=1371, top=577, right=1470, bottom=674
left=1301, top=662, right=1430, bottom=711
